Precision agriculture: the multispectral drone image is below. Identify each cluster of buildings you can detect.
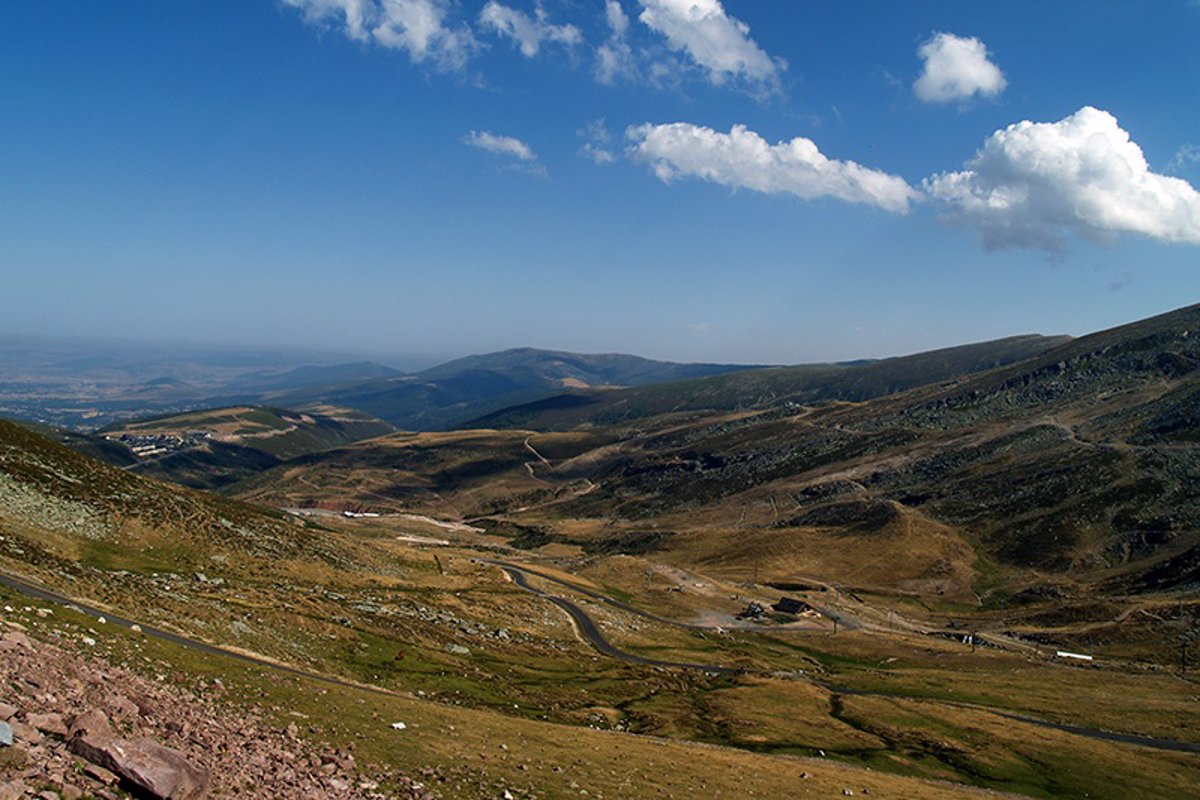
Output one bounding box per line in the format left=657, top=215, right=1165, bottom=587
left=107, top=430, right=210, bottom=459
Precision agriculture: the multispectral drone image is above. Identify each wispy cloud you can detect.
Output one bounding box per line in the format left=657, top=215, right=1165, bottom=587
left=637, top=0, right=784, bottom=92
left=464, top=130, right=536, bottom=161
left=913, top=32, right=1006, bottom=104
left=282, top=0, right=477, bottom=71
left=1169, top=143, right=1200, bottom=174
left=925, top=107, right=1200, bottom=251
left=463, top=130, right=546, bottom=175
left=578, top=119, right=616, bottom=164
left=595, top=0, right=638, bottom=84
left=627, top=122, right=920, bottom=213
left=478, top=1, right=582, bottom=57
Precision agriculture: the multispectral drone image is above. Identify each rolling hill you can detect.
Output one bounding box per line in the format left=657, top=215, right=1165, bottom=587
left=236, top=305, right=1200, bottom=605
left=467, top=334, right=1072, bottom=431
left=97, top=404, right=395, bottom=489
left=542, top=303, right=1200, bottom=593
left=5, top=342, right=1200, bottom=800
left=267, top=348, right=757, bottom=431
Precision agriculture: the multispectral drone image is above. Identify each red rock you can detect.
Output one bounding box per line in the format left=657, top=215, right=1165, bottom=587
left=104, top=694, right=139, bottom=719
left=68, top=710, right=112, bottom=741
left=83, top=763, right=119, bottom=786
left=0, top=632, right=32, bottom=650
left=9, top=720, right=41, bottom=744
left=69, top=735, right=210, bottom=800
left=26, top=713, right=68, bottom=738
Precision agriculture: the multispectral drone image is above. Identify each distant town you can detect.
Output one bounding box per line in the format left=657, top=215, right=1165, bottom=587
left=107, top=431, right=211, bottom=459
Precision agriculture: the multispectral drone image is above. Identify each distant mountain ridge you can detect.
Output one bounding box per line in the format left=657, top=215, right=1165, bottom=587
left=267, top=348, right=760, bottom=431
left=468, top=334, right=1072, bottom=430
left=230, top=361, right=402, bottom=393
left=234, top=303, right=1200, bottom=597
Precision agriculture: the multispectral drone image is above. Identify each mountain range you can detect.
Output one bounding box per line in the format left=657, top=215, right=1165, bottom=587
left=4, top=304, right=1200, bottom=799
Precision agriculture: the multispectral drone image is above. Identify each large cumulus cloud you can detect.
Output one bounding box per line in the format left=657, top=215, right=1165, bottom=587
left=925, top=106, right=1200, bottom=251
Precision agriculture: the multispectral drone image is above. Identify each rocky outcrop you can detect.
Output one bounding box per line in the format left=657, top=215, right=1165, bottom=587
left=69, top=733, right=209, bottom=799
left=0, top=620, right=433, bottom=798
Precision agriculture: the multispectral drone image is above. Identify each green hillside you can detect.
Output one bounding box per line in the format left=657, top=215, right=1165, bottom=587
left=92, top=404, right=394, bottom=489
left=268, top=348, right=756, bottom=430
left=468, top=334, right=1071, bottom=431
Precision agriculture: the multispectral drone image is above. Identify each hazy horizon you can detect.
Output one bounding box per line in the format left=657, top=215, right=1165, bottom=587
left=0, top=309, right=1095, bottom=375
left=4, top=2, right=1199, bottom=366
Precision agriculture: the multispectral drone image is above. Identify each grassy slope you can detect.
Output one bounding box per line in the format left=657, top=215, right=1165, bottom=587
left=268, top=348, right=757, bottom=432
left=103, top=404, right=395, bottom=459
left=468, top=334, right=1071, bottom=431
left=4, top=418, right=1200, bottom=798
left=85, top=404, right=395, bottom=490
left=231, top=306, right=1200, bottom=656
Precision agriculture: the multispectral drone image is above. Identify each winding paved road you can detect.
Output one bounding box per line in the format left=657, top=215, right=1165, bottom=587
left=485, top=560, right=859, bottom=632
left=496, top=563, right=743, bottom=675
left=489, top=561, right=1200, bottom=756
left=2, top=565, right=1197, bottom=757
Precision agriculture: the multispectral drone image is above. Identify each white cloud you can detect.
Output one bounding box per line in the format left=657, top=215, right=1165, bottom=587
left=580, top=143, right=616, bottom=164
left=580, top=118, right=613, bottom=144
left=1169, top=143, right=1200, bottom=173
left=637, top=0, right=783, bottom=88
left=463, top=130, right=537, bottom=161
left=283, top=0, right=476, bottom=70
left=627, top=122, right=921, bottom=213
left=913, top=32, right=1006, bottom=103
left=605, top=0, right=630, bottom=37
left=478, top=1, right=582, bottom=57
left=925, top=106, right=1200, bottom=251
left=595, top=1, right=638, bottom=84
left=578, top=119, right=617, bottom=164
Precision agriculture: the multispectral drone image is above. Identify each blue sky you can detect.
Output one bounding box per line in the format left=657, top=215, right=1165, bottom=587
left=2, top=1, right=1199, bottom=366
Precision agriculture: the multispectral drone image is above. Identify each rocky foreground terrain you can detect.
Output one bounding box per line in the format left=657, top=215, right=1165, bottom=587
left=0, top=615, right=432, bottom=799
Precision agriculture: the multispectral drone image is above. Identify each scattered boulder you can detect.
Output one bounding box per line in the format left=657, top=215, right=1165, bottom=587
left=67, top=709, right=113, bottom=741
left=8, top=721, right=40, bottom=744
left=69, top=735, right=211, bottom=800
left=0, top=631, right=32, bottom=650
left=26, top=713, right=68, bottom=738
left=0, top=616, right=429, bottom=799
left=83, top=763, right=119, bottom=786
